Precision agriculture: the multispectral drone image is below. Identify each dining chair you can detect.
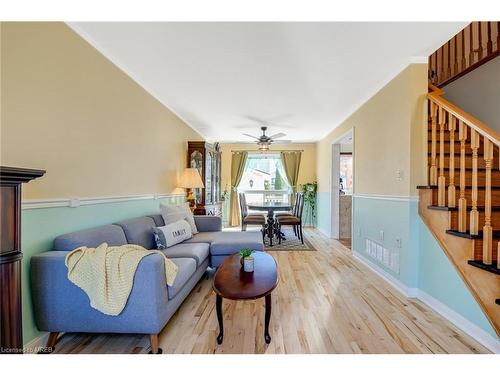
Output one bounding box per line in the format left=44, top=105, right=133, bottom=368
left=239, top=193, right=266, bottom=241
left=276, top=192, right=305, bottom=244
left=275, top=192, right=304, bottom=237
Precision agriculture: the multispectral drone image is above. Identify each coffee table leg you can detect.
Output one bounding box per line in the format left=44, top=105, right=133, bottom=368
left=216, top=295, right=224, bottom=344
left=264, top=294, right=272, bottom=344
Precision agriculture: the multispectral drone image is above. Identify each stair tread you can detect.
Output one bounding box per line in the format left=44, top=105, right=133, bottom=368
left=427, top=153, right=479, bottom=157
left=467, top=260, right=500, bottom=275
left=440, top=167, right=499, bottom=171
left=423, top=185, right=500, bottom=190
left=446, top=229, right=500, bottom=239
left=428, top=205, right=500, bottom=211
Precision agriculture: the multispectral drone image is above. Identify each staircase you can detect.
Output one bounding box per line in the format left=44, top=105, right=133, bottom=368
left=417, top=84, right=500, bottom=337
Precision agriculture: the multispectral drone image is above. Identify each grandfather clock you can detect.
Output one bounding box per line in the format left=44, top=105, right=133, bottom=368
left=0, top=166, right=45, bottom=353
left=187, top=142, right=222, bottom=216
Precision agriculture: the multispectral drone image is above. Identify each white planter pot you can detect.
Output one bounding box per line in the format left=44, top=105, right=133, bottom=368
left=243, top=256, right=254, bottom=272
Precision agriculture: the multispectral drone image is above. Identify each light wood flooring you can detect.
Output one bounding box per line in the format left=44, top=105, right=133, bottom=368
left=51, top=228, right=490, bottom=354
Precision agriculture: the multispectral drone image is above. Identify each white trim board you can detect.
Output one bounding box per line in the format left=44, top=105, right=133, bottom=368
left=352, top=251, right=500, bottom=353
left=353, top=252, right=418, bottom=298
left=353, top=193, right=419, bottom=202
left=22, top=193, right=186, bottom=210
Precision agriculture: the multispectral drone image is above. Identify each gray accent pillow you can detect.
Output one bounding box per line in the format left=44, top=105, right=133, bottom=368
left=160, top=202, right=198, bottom=234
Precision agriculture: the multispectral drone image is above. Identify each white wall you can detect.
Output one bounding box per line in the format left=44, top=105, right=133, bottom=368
left=443, top=56, right=500, bottom=131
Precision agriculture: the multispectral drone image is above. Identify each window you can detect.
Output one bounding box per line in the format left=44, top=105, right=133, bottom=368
left=339, top=153, right=353, bottom=195
left=238, top=153, right=291, bottom=204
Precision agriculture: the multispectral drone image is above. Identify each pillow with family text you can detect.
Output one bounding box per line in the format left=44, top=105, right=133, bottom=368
left=152, top=219, right=193, bottom=249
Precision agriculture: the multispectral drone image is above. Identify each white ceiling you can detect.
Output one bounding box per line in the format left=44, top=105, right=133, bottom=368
left=69, top=22, right=466, bottom=142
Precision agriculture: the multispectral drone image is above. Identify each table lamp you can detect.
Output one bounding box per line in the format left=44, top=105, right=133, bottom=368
left=179, top=168, right=204, bottom=208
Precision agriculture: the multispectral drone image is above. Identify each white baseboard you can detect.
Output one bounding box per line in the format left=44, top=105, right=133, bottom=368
left=416, top=290, right=500, bottom=354
left=352, top=251, right=500, bottom=353
left=353, top=252, right=418, bottom=298
left=316, top=226, right=331, bottom=238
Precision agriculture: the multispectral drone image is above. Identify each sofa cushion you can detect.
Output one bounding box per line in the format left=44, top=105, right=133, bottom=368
left=148, top=214, right=165, bottom=227
left=114, top=217, right=156, bottom=250
left=184, top=231, right=221, bottom=244
left=167, top=258, right=196, bottom=300
left=210, top=231, right=264, bottom=256
left=193, top=216, right=222, bottom=232
left=160, top=243, right=209, bottom=267
left=53, top=225, right=127, bottom=251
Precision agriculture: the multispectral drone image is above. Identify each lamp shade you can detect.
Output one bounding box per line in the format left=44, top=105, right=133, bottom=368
left=179, top=168, right=204, bottom=189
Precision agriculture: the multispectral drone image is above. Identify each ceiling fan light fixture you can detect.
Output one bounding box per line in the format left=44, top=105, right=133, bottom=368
left=258, top=143, right=270, bottom=151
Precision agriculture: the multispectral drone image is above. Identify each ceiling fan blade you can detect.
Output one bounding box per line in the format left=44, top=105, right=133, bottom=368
left=269, top=132, right=286, bottom=139
left=242, top=133, right=261, bottom=140
left=273, top=139, right=292, bottom=144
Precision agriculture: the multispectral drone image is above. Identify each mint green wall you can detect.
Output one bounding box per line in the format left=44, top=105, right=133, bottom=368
left=417, top=215, right=496, bottom=337
left=352, top=197, right=416, bottom=288
left=317, top=193, right=498, bottom=338
left=21, top=196, right=183, bottom=344
left=316, top=192, right=331, bottom=236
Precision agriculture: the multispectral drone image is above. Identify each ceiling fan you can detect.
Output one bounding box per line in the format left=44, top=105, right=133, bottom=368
left=243, top=126, right=291, bottom=151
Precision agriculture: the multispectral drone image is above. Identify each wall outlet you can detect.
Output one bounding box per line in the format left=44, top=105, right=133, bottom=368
left=396, top=237, right=402, bottom=248
left=379, top=230, right=384, bottom=241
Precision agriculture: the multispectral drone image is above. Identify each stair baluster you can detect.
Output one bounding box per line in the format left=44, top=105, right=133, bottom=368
left=430, top=102, right=438, bottom=185
left=423, top=83, right=500, bottom=337
left=458, top=120, right=467, bottom=232
left=470, top=128, right=480, bottom=235
left=438, top=107, right=446, bottom=206
left=448, top=115, right=456, bottom=207
left=483, top=138, right=493, bottom=265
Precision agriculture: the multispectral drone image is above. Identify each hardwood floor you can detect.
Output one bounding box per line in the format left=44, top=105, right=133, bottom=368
left=51, top=228, right=490, bottom=354
left=338, top=238, right=351, bottom=249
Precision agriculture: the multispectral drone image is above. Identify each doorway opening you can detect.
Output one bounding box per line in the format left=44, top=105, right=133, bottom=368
left=331, top=130, right=353, bottom=248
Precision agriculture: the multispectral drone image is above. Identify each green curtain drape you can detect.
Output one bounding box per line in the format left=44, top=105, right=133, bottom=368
left=229, top=151, right=248, bottom=227
left=280, top=151, right=302, bottom=194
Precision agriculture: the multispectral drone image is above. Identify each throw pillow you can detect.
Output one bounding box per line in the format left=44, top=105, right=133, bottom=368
left=160, top=202, right=198, bottom=234
left=153, top=219, right=192, bottom=249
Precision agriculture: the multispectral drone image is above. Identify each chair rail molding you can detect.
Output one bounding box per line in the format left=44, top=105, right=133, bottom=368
left=22, top=193, right=186, bottom=210
left=353, top=193, right=419, bottom=202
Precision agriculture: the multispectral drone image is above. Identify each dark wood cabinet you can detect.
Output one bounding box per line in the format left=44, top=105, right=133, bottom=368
left=187, top=142, right=222, bottom=216
left=0, top=166, right=45, bottom=353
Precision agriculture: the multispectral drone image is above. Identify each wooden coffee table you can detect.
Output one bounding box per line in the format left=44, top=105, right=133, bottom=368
left=212, top=252, right=278, bottom=344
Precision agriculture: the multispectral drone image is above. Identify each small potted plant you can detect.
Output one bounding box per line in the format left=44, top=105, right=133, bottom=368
left=239, top=247, right=254, bottom=272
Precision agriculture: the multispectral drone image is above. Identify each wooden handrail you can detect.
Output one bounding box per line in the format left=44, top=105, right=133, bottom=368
left=428, top=85, right=500, bottom=146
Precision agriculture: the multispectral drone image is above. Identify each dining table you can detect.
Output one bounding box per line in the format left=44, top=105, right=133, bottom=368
left=246, top=202, right=292, bottom=246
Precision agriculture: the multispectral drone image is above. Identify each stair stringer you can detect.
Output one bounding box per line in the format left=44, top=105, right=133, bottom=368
left=418, top=188, right=500, bottom=336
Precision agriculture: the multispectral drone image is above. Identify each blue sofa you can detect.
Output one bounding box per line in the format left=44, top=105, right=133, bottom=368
left=30, top=214, right=263, bottom=353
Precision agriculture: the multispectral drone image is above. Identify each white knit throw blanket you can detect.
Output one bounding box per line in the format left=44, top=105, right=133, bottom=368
left=65, top=243, right=178, bottom=316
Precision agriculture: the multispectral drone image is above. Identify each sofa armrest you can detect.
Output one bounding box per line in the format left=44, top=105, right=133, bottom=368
left=30, top=251, right=170, bottom=334
left=194, top=215, right=222, bottom=232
